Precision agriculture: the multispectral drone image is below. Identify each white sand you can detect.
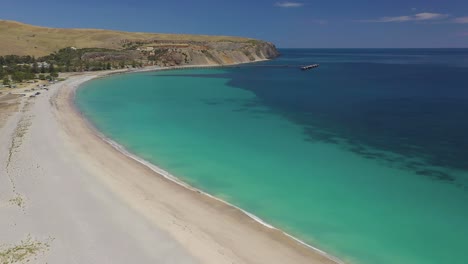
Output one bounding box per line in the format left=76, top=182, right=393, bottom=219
left=0, top=70, right=341, bottom=264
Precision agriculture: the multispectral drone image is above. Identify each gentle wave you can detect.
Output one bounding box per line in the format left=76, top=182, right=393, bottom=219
left=99, top=133, right=345, bottom=264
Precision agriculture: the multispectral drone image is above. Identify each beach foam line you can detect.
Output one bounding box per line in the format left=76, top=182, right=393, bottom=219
left=98, top=134, right=345, bottom=264
left=72, top=68, right=346, bottom=264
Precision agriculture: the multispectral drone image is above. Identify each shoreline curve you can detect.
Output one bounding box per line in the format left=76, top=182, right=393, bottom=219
left=64, top=64, right=345, bottom=264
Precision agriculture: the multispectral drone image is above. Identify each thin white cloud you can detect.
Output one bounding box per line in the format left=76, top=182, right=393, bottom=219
left=453, top=16, right=468, bottom=24
left=414, top=13, right=448, bottom=20
left=275, top=2, right=303, bottom=8
left=361, top=12, right=448, bottom=23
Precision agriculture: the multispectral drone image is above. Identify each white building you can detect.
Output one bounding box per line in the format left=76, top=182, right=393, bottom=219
left=37, top=62, right=50, bottom=69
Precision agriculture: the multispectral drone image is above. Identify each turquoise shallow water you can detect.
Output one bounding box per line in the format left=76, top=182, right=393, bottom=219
left=76, top=49, right=468, bottom=264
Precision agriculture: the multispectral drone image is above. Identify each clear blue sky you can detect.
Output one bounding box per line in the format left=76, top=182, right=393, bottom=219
left=1, top=0, right=467, bottom=48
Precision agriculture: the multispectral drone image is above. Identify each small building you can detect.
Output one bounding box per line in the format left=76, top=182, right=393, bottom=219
left=37, top=62, right=50, bottom=69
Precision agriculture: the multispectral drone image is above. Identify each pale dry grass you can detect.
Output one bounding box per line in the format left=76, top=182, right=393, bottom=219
left=0, top=94, right=21, bottom=128
left=0, top=235, right=52, bottom=264
left=0, top=20, right=253, bottom=56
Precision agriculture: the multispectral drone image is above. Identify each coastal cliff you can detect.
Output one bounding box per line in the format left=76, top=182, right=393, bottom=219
left=0, top=20, right=279, bottom=68
left=141, top=40, right=280, bottom=66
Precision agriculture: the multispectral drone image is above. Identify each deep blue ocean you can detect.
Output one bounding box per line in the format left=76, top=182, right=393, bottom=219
left=77, top=49, right=468, bottom=264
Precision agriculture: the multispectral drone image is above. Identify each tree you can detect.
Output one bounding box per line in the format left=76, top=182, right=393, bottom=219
left=12, top=72, right=25, bottom=82
left=2, top=76, right=10, bottom=86
left=50, top=72, right=59, bottom=78
left=65, top=61, right=71, bottom=72
left=38, top=74, right=46, bottom=80
left=25, top=71, right=35, bottom=80
left=49, top=63, right=55, bottom=73
left=106, top=62, right=111, bottom=70
left=32, top=62, right=39, bottom=74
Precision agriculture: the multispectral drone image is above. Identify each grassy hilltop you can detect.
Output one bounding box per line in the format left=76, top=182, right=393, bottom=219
left=0, top=20, right=257, bottom=57
left=0, top=20, right=278, bottom=85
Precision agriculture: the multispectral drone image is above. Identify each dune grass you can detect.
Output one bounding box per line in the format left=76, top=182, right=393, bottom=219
left=0, top=235, right=52, bottom=264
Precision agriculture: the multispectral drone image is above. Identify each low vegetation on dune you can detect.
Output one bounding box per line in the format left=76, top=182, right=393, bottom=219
left=0, top=235, right=52, bottom=264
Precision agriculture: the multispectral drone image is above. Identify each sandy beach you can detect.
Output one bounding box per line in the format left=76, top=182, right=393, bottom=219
left=0, top=69, right=341, bottom=264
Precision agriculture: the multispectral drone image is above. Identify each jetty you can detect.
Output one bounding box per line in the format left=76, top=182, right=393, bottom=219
left=158, top=63, right=320, bottom=71
left=300, top=64, right=319, bottom=71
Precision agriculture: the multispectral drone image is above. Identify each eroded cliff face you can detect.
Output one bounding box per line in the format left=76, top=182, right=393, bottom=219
left=144, top=41, right=280, bottom=66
